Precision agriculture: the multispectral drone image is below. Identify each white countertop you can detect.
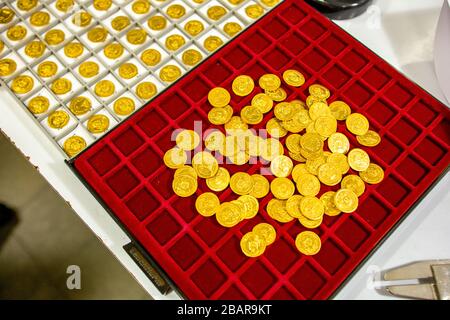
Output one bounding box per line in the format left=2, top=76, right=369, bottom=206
left=1, top=0, right=449, bottom=300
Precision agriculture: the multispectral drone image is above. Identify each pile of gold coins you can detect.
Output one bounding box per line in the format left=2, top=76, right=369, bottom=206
left=0, top=0, right=280, bottom=157
left=164, top=69, right=384, bottom=258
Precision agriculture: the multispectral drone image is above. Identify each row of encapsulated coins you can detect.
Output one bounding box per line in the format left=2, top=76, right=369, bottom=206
left=163, top=70, right=384, bottom=258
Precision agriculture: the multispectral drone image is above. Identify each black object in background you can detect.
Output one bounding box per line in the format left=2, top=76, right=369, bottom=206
left=305, top=0, right=374, bottom=20
left=0, top=204, right=18, bottom=251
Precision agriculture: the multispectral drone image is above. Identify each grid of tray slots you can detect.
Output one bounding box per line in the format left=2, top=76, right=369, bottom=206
left=0, top=0, right=279, bottom=157
left=73, top=0, right=450, bottom=299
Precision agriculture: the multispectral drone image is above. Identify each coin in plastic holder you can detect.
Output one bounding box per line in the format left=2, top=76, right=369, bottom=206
left=135, top=80, right=158, bottom=100
left=181, top=48, right=203, bottom=67
left=159, top=63, right=182, bottom=83
left=183, top=19, right=205, bottom=37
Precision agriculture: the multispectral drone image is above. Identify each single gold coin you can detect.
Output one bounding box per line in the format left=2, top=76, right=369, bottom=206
left=227, top=0, right=244, bottom=4
left=165, top=34, right=185, bottom=51
left=309, top=101, right=331, bottom=121
left=296, top=173, right=321, bottom=197
left=259, top=74, right=281, bottom=91
left=11, top=75, right=34, bottom=94
left=17, top=0, right=38, bottom=11
left=51, top=78, right=72, bottom=95
left=0, top=59, right=17, bottom=77
left=208, top=105, right=233, bottom=125
left=207, top=5, right=227, bottom=20
left=132, top=0, right=151, bottom=14
left=72, top=11, right=92, bottom=27
left=357, top=130, right=381, bottom=147
left=28, top=96, right=49, bottom=114
left=298, top=214, right=323, bottom=229
left=182, top=49, right=202, bottom=66
left=104, top=43, right=124, bottom=59
left=93, top=0, right=112, bottom=11
left=176, top=130, right=200, bottom=151
left=270, top=155, right=293, bottom=178
left=317, top=163, right=342, bottom=186
left=359, top=163, right=384, bottom=184
left=286, top=195, right=303, bottom=218
left=113, top=97, right=135, bottom=116
left=334, top=188, right=358, bottom=213
left=320, top=191, right=341, bottom=216
left=315, top=115, right=337, bottom=137
left=285, top=134, right=302, bottom=154
left=261, top=0, right=279, bottom=6
left=47, top=110, right=69, bottom=129
left=346, top=113, right=369, bottom=136
left=327, top=153, right=350, bottom=175
left=7, top=25, right=27, bottom=41
left=64, top=42, right=84, bottom=58
left=240, top=232, right=266, bottom=257
left=245, top=4, right=264, bottom=19
left=208, top=87, right=230, bottom=107
left=249, top=174, right=270, bottom=198
left=239, top=195, right=259, bottom=219
left=329, top=101, right=351, bottom=120
left=140, top=48, right=160, bottom=66
left=159, top=65, right=181, bottom=82
left=172, top=175, right=197, bottom=197
left=63, top=136, right=87, bottom=157
left=184, top=20, right=204, bottom=36
left=224, top=115, right=248, bottom=132
left=223, top=22, right=242, bottom=37
left=30, top=11, right=50, bottom=27
left=192, top=151, right=219, bottom=178
left=216, top=202, right=241, bottom=228
left=118, top=63, right=138, bottom=79
left=195, top=192, right=220, bottom=217
left=266, top=198, right=293, bottom=223
left=25, top=40, right=45, bottom=58
left=240, top=105, right=263, bottom=125
left=309, top=84, right=330, bottom=100
left=127, top=29, right=147, bottom=45
left=328, top=132, right=350, bottom=154
left=206, top=167, right=230, bottom=192
left=265, top=87, right=287, bottom=102
left=341, top=174, right=365, bottom=197
left=37, top=61, right=57, bottom=78
left=163, top=147, right=187, bottom=169
left=148, top=15, right=167, bottom=31
left=55, top=0, right=74, bottom=12
left=87, top=27, right=108, bottom=43
left=300, top=196, right=324, bottom=221
left=291, top=163, right=308, bottom=182
left=45, top=29, right=65, bottom=45
left=271, top=177, right=295, bottom=200
left=95, top=79, right=115, bottom=97
left=0, top=8, right=15, bottom=24
left=232, top=75, right=255, bottom=97
left=111, top=16, right=130, bottom=31
left=79, top=61, right=99, bottom=78
left=274, top=102, right=296, bottom=121
left=253, top=223, right=276, bottom=245
left=203, top=36, right=223, bottom=52
left=87, top=114, right=110, bottom=133
left=230, top=172, right=253, bottom=195
left=295, top=231, right=321, bottom=255
left=348, top=148, right=370, bottom=171
left=166, top=4, right=186, bottom=19
left=251, top=93, right=273, bottom=113
left=300, top=132, right=323, bottom=153
left=136, top=82, right=157, bottom=100
left=174, top=165, right=197, bottom=179
left=283, top=69, right=305, bottom=87
left=69, top=96, right=91, bottom=116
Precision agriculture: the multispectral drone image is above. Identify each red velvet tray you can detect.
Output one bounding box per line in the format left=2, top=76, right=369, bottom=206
left=71, top=0, right=450, bottom=299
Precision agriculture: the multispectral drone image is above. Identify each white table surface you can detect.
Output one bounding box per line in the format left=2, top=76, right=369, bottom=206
left=1, top=0, right=449, bottom=300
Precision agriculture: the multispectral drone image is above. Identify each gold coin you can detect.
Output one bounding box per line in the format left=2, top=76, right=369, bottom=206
left=45, top=29, right=65, bottom=45
left=309, top=84, right=330, bottom=100
left=249, top=174, right=269, bottom=198
left=238, top=195, right=259, bottom=219
left=295, top=231, right=321, bottom=255
left=230, top=172, right=253, bottom=195
left=327, top=153, right=350, bottom=175
left=174, top=165, right=197, bottom=179
left=166, top=4, right=185, bottom=19
left=87, top=114, right=110, bottom=133
left=251, top=93, right=273, bottom=113
left=87, top=27, right=107, bottom=43
left=266, top=118, right=287, bottom=138
left=165, top=34, right=185, bottom=51
left=314, top=115, right=337, bottom=137
left=296, top=173, right=320, bottom=197
left=245, top=4, right=264, bottom=19
left=270, top=155, right=293, bottom=178
left=111, top=16, right=130, bottom=31
left=28, top=96, right=49, bottom=114
left=118, top=63, right=138, bottom=79
left=64, top=42, right=84, bottom=58
left=163, top=147, right=187, bottom=169
left=223, top=22, right=242, bottom=37
left=172, top=175, right=197, bottom=197
left=290, top=150, right=306, bottom=162
left=265, top=87, right=287, bottom=101
left=139, top=48, right=160, bottom=66
left=305, top=154, right=326, bottom=175
left=205, top=130, right=225, bottom=152
left=259, top=74, right=281, bottom=91
left=104, top=43, right=124, bottom=59
left=159, top=65, right=181, bottom=82
left=191, top=0, right=205, bottom=3
left=317, top=163, right=342, bottom=186
left=17, top=0, right=37, bottom=11
left=148, top=15, right=167, bottom=31
left=225, top=116, right=248, bottom=132
left=348, top=148, right=370, bottom=171
left=93, top=0, right=112, bottom=11
left=51, top=78, right=72, bottom=95
left=37, top=61, right=57, bottom=78
left=184, top=20, right=204, bottom=36
left=356, top=130, right=381, bottom=147
left=253, top=223, right=276, bottom=245
left=55, top=0, right=74, bottom=12
left=328, top=132, right=350, bottom=154
left=300, top=196, right=324, bottom=220
left=309, top=101, right=331, bottom=121
left=240, top=105, right=263, bottom=125
left=266, top=198, right=293, bottom=223
left=329, top=100, right=351, bottom=120
left=274, top=102, right=296, bottom=121
left=261, top=138, right=284, bottom=162
left=240, top=232, right=266, bottom=257
left=359, top=163, right=384, bottom=184
left=283, top=69, right=305, bottom=87
left=227, top=0, right=244, bottom=4
left=72, top=11, right=92, bottom=27
left=0, top=59, right=17, bottom=77
left=69, top=96, right=91, bottom=116
left=192, top=151, right=218, bottom=178
left=176, top=130, right=200, bottom=151
left=203, top=36, right=223, bottom=52
left=63, top=136, right=87, bottom=157
left=47, top=110, right=69, bottom=129
left=113, top=97, right=135, bottom=116
left=208, top=87, right=230, bottom=108
left=320, top=191, right=341, bottom=216
left=208, top=105, right=233, bottom=125
left=206, top=167, right=230, bottom=192
left=261, top=0, right=279, bottom=6
left=79, top=61, right=99, bottom=78
left=25, top=40, right=46, bottom=58
left=11, top=75, right=34, bottom=94
left=95, top=79, right=115, bottom=97
left=30, top=11, right=50, bottom=27
left=341, top=174, right=365, bottom=197
left=132, top=0, right=150, bottom=14
left=0, top=41, right=4, bottom=53
left=334, top=188, right=358, bottom=213
left=136, top=82, right=157, bottom=100
left=7, top=25, right=27, bottom=41
left=270, top=177, right=295, bottom=200
left=195, top=192, right=220, bottom=217
left=286, top=195, right=303, bottom=218
left=285, top=134, right=301, bottom=154
left=207, top=5, right=227, bottom=20
left=216, top=202, right=241, bottom=227
left=0, top=8, right=15, bottom=24
left=182, top=49, right=202, bottom=66
left=127, top=29, right=147, bottom=45
left=346, top=113, right=369, bottom=136
left=232, top=75, right=254, bottom=96
left=298, top=214, right=322, bottom=229
left=291, top=163, right=308, bottom=182
left=300, top=132, right=323, bottom=153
